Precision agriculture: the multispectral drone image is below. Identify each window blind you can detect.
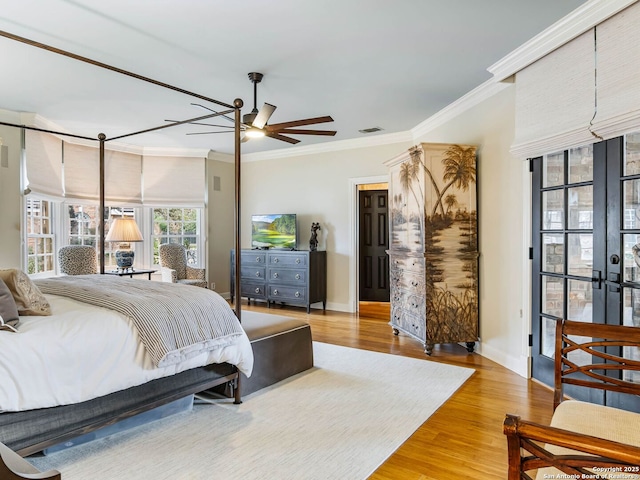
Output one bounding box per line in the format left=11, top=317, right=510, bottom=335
left=62, top=142, right=100, bottom=201
left=512, top=30, right=595, bottom=158
left=63, top=142, right=142, bottom=204
left=512, top=1, right=640, bottom=158
left=24, top=130, right=63, bottom=197
left=142, top=155, right=205, bottom=206
left=104, top=150, right=142, bottom=204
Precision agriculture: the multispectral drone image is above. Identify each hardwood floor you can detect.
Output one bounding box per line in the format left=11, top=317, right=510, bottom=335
left=237, top=301, right=555, bottom=480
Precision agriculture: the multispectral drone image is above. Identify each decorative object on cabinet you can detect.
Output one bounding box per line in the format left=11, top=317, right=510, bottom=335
left=385, top=143, right=479, bottom=355
left=309, top=222, right=321, bottom=252
left=230, top=249, right=326, bottom=313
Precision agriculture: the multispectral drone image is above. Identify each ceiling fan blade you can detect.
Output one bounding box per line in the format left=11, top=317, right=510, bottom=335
left=166, top=119, right=235, bottom=129
left=276, top=129, right=337, bottom=136
left=190, top=103, right=236, bottom=124
left=186, top=131, right=232, bottom=136
left=252, top=103, right=276, bottom=129
left=266, top=132, right=301, bottom=144
left=266, top=116, right=334, bottom=131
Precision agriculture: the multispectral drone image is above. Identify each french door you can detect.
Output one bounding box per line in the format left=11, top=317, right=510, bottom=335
left=532, top=133, right=640, bottom=410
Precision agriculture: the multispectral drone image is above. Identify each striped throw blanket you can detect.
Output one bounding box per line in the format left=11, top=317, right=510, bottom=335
left=35, top=276, right=244, bottom=368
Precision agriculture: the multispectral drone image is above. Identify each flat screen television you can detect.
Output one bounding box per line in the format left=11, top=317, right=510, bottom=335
left=251, top=214, right=297, bottom=249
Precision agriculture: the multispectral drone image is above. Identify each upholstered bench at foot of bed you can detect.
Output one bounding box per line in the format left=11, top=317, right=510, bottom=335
left=217, top=312, right=314, bottom=397
left=242, top=313, right=314, bottom=395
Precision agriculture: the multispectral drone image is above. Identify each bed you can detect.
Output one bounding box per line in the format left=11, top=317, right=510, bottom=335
left=0, top=27, right=249, bottom=478
left=0, top=273, right=253, bottom=456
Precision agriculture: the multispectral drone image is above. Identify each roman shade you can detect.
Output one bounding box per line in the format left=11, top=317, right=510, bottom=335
left=511, top=1, right=640, bottom=158
left=142, top=155, right=205, bottom=206
left=24, top=130, right=63, bottom=198
left=63, top=142, right=142, bottom=204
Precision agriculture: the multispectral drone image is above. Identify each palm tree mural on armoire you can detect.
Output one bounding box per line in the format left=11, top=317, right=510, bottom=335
left=385, top=143, right=478, bottom=355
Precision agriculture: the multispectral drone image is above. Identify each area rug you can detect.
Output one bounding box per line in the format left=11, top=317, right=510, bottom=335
left=28, top=342, right=474, bottom=480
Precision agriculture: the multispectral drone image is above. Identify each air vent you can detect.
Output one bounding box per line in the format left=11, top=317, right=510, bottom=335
left=358, top=127, right=384, bottom=134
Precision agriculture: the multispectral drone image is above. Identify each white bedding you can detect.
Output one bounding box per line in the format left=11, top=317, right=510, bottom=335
left=0, top=294, right=253, bottom=412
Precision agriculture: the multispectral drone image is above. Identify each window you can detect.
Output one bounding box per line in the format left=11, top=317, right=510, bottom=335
left=152, top=208, right=202, bottom=266
left=65, top=204, right=136, bottom=269
left=26, top=197, right=55, bottom=275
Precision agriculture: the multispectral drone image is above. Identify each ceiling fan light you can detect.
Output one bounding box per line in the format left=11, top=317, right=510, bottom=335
left=245, top=127, right=265, bottom=138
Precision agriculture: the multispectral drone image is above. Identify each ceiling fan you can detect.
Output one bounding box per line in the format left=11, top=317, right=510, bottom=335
left=184, top=72, right=337, bottom=145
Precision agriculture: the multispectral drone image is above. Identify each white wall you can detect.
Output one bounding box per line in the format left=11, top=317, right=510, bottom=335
left=240, top=141, right=411, bottom=312
left=412, top=85, right=529, bottom=376
left=0, top=110, right=24, bottom=269
left=206, top=155, right=236, bottom=294
left=0, top=90, right=530, bottom=376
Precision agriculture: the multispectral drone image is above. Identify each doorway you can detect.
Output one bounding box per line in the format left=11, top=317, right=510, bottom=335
left=531, top=133, right=640, bottom=410
left=358, top=183, right=390, bottom=317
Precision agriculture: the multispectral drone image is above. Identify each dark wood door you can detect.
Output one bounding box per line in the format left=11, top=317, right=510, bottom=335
left=531, top=134, right=640, bottom=411
left=359, top=190, right=390, bottom=302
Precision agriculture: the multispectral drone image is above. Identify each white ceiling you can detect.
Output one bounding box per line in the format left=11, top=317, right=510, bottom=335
left=0, top=0, right=586, bottom=154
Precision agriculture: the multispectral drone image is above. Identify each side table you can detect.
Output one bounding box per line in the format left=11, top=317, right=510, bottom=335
left=103, top=269, right=157, bottom=280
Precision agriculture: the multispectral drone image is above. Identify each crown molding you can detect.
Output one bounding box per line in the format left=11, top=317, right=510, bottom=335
left=140, top=146, right=209, bottom=158
left=242, top=130, right=412, bottom=162
left=410, top=79, right=511, bottom=140
left=207, top=150, right=233, bottom=163
left=488, top=0, right=638, bottom=81
left=20, top=113, right=208, bottom=157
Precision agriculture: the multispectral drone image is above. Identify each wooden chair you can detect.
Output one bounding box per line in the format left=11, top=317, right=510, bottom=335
left=504, top=319, right=640, bottom=479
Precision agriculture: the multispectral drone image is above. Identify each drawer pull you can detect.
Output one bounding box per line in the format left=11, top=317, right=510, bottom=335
left=273, top=289, right=279, bottom=296
left=255, top=271, right=261, bottom=277
left=255, top=257, right=262, bottom=263
left=295, top=258, right=301, bottom=264
left=295, top=291, right=300, bottom=298
left=273, top=257, right=279, bottom=263
left=254, top=287, right=261, bottom=294
left=295, top=273, right=301, bottom=280
left=273, top=272, right=279, bottom=279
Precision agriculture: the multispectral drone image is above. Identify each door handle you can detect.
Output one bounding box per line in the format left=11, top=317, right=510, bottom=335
left=592, top=270, right=602, bottom=289
left=607, top=272, right=621, bottom=292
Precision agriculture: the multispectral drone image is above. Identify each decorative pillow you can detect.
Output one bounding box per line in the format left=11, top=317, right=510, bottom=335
left=0, top=269, right=51, bottom=316
left=0, top=277, right=20, bottom=332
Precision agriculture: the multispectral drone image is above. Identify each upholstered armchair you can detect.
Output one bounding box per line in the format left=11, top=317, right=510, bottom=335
left=158, top=244, right=207, bottom=288
left=58, top=245, right=98, bottom=275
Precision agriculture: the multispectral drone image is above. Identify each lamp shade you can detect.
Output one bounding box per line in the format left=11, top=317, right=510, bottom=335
left=105, top=217, right=143, bottom=243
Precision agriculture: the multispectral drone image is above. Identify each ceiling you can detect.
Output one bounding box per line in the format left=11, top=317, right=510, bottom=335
left=0, top=0, right=586, bottom=155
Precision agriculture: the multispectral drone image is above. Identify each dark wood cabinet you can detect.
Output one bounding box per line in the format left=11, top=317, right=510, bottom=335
left=231, top=250, right=326, bottom=313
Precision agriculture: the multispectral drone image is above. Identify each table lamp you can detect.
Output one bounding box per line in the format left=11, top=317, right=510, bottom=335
left=105, top=217, right=143, bottom=272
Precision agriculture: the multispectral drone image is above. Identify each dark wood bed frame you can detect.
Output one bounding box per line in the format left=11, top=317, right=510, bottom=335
left=0, top=28, right=249, bottom=478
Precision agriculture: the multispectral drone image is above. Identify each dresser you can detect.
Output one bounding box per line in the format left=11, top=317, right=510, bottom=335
left=230, top=250, right=327, bottom=313
left=385, top=143, right=479, bottom=354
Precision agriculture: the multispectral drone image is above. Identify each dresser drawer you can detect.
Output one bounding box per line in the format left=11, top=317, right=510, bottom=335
left=391, top=304, right=426, bottom=342
left=268, top=268, right=306, bottom=285
left=241, top=252, right=267, bottom=265
left=268, top=253, right=308, bottom=267
left=268, top=285, right=306, bottom=303
left=241, top=265, right=266, bottom=281
left=240, top=281, right=267, bottom=299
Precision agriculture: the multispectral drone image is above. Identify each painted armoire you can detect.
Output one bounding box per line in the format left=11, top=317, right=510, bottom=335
left=384, top=143, right=479, bottom=355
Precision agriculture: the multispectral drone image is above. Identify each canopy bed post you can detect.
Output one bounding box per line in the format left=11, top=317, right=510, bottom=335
left=234, top=98, right=243, bottom=323
left=98, top=133, right=106, bottom=274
